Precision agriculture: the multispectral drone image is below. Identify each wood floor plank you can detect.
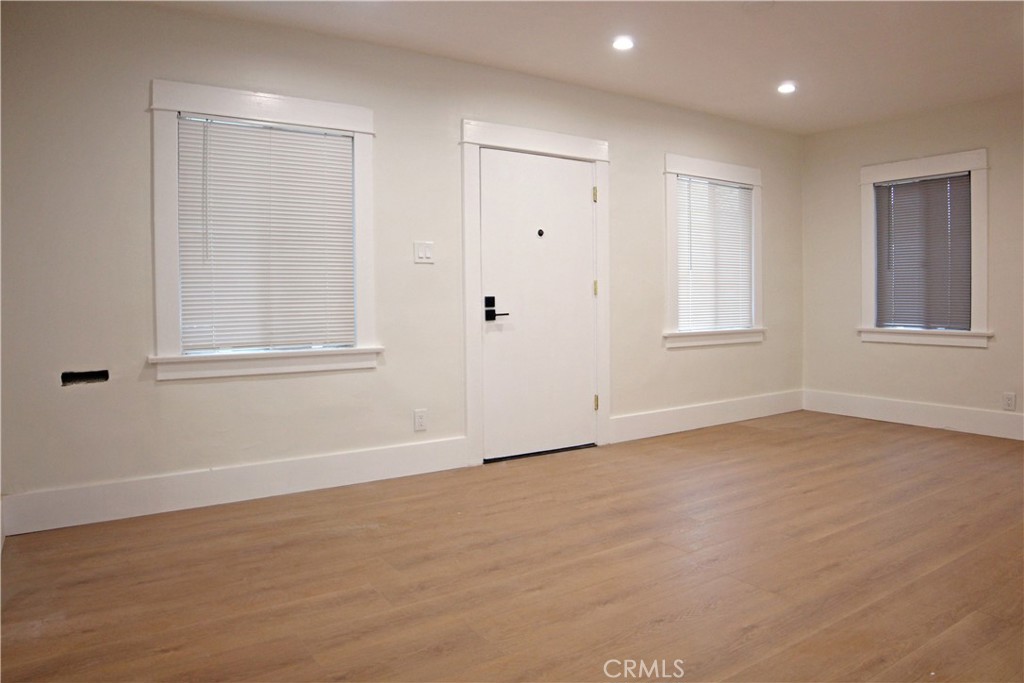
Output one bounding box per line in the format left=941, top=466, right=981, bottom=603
left=468, top=574, right=788, bottom=682
left=725, top=525, right=1024, bottom=682
left=2, top=584, right=393, bottom=679
left=727, top=467, right=1020, bottom=601
left=873, top=610, right=1023, bottom=683
left=3, top=411, right=1021, bottom=682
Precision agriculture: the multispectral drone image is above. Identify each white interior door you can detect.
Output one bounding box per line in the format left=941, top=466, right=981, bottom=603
left=480, top=148, right=597, bottom=460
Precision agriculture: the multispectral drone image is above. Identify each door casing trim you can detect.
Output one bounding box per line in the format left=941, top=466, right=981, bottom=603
left=461, top=120, right=611, bottom=465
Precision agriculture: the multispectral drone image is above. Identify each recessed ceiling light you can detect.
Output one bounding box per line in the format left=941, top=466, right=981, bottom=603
left=777, top=81, right=797, bottom=94
left=612, top=35, right=634, bottom=51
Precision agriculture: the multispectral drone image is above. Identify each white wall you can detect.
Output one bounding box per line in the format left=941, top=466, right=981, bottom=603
left=2, top=3, right=805, bottom=530
left=609, top=114, right=804, bottom=417
left=802, top=95, right=1024, bottom=424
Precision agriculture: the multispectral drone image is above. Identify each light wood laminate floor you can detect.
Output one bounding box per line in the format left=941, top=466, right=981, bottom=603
left=2, top=411, right=1022, bottom=682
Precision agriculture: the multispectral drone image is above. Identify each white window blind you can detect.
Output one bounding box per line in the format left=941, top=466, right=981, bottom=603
left=874, top=173, right=971, bottom=331
left=676, top=175, right=754, bottom=332
left=177, top=114, right=356, bottom=354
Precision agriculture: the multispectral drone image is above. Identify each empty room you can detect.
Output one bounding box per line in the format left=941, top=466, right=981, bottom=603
left=2, top=2, right=1022, bottom=681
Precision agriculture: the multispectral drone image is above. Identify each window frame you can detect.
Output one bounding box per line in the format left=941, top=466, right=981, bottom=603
left=663, top=153, right=765, bottom=348
left=148, top=80, right=381, bottom=380
left=859, top=149, right=991, bottom=348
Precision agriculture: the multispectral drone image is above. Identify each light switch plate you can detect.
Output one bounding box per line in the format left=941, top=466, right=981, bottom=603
left=414, top=241, right=434, bottom=264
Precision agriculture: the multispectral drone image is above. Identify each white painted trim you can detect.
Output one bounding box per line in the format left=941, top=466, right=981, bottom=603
left=2, top=436, right=468, bottom=536
left=804, top=390, right=1023, bottom=441
left=462, top=120, right=609, bottom=162
left=151, top=80, right=374, bottom=134
left=462, top=143, right=485, bottom=466
left=7, top=388, right=1019, bottom=534
left=857, top=327, right=992, bottom=348
left=664, top=328, right=767, bottom=348
left=594, top=161, right=612, bottom=444
left=860, top=148, right=989, bottom=339
left=609, top=391, right=803, bottom=443
left=665, top=153, right=762, bottom=187
left=859, top=148, right=987, bottom=186
left=610, top=389, right=1022, bottom=443
left=148, top=346, right=384, bottom=380
left=152, top=108, right=181, bottom=356
left=663, top=172, right=679, bottom=333
left=860, top=183, right=878, bottom=328
left=751, top=185, right=764, bottom=329
left=353, top=132, right=378, bottom=345
left=970, top=166, right=989, bottom=330
left=461, top=120, right=611, bottom=463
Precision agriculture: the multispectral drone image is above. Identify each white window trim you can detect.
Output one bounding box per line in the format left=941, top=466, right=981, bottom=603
left=859, top=148, right=990, bottom=348
left=664, top=327, right=767, bottom=348
left=148, top=80, right=380, bottom=380
left=663, top=153, right=764, bottom=349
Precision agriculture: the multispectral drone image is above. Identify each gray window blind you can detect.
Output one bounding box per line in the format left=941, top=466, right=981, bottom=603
left=676, top=175, right=754, bottom=331
left=874, top=173, right=971, bottom=331
left=177, top=114, right=355, bottom=354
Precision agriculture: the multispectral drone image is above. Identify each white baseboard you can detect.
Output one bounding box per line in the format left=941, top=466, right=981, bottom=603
left=803, top=390, right=1024, bottom=441
left=5, top=389, right=1019, bottom=536
left=609, top=390, right=804, bottom=443
left=2, top=436, right=469, bottom=536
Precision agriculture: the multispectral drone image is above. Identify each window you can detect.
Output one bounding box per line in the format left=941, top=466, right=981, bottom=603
left=177, top=115, right=356, bottom=354
left=874, top=174, right=971, bottom=330
left=149, top=80, right=381, bottom=379
left=664, top=154, right=764, bottom=348
left=860, top=149, right=990, bottom=347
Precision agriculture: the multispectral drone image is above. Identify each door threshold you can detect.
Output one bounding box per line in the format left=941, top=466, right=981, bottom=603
left=484, top=443, right=597, bottom=464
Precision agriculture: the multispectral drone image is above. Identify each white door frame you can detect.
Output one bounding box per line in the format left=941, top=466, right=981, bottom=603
left=461, top=119, right=611, bottom=465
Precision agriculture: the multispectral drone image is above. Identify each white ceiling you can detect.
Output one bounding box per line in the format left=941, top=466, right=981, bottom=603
left=172, top=1, right=1023, bottom=135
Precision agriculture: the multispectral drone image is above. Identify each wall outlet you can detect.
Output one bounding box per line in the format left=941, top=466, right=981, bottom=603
left=413, top=408, right=428, bottom=431
left=1002, top=392, right=1017, bottom=411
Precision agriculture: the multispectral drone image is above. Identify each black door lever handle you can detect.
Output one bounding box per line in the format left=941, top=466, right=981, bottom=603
left=484, top=296, right=509, bottom=321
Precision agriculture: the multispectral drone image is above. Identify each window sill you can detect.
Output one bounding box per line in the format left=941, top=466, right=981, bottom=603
left=664, top=328, right=766, bottom=348
left=857, top=328, right=992, bottom=348
left=148, top=346, right=384, bottom=380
